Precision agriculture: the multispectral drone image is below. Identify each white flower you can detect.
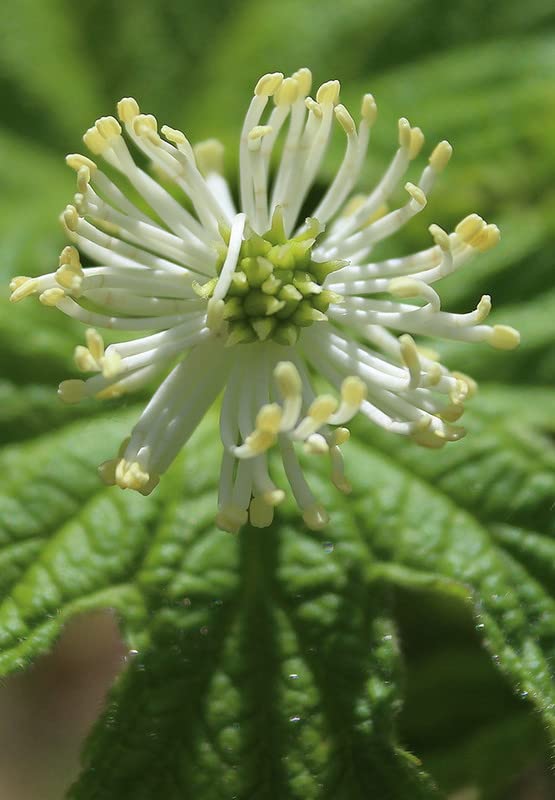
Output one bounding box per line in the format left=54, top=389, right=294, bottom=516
left=10, top=68, right=519, bottom=532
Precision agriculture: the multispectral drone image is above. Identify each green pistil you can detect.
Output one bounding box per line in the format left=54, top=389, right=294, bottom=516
left=196, top=208, right=345, bottom=345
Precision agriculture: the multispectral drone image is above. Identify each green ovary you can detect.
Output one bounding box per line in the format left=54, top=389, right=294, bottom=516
left=195, top=210, right=345, bottom=347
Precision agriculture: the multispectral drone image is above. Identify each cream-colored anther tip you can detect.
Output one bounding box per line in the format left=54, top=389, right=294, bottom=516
left=117, top=97, right=140, bottom=122
left=361, top=94, right=377, bottom=124
left=95, top=116, right=121, bottom=138
left=489, top=325, right=520, bottom=350
left=254, top=72, right=284, bottom=96
left=316, top=80, right=340, bottom=105
left=63, top=205, right=79, bottom=231
left=66, top=153, right=97, bottom=172
left=334, top=104, right=356, bottom=135
left=398, top=117, right=411, bottom=148
left=274, top=76, right=299, bottom=106
left=58, top=380, right=86, bottom=404
left=274, top=361, right=302, bottom=394
left=292, top=67, right=312, bottom=96
left=405, top=182, right=427, bottom=207
left=428, top=223, right=450, bottom=250
left=341, top=376, right=367, bottom=404
left=303, top=505, right=329, bottom=530
left=429, top=140, right=453, bottom=171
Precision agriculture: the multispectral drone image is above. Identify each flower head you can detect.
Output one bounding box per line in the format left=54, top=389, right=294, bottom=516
left=10, top=68, right=519, bottom=532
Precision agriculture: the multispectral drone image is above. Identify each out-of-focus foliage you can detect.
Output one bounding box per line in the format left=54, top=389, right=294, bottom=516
left=0, top=1, right=554, bottom=798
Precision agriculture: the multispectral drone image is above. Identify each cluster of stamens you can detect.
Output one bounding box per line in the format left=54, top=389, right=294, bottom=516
left=7, top=66, right=520, bottom=531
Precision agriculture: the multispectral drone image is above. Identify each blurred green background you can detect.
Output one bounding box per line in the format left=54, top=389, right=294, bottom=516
left=0, top=0, right=554, bottom=797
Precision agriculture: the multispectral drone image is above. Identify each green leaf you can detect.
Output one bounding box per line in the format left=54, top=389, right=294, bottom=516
left=68, top=464, right=438, bottom=799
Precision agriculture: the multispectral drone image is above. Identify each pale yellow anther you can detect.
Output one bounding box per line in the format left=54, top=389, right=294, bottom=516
left=95, top=116, right=122, bottom=139
left=304, top=433, right=329, bottom=455
left=263, top=489, right=285, bottom=508
left=193, top=139, right=225, bottom=175
left=9, top=277, right=38, bottom=303
left=83, top=127, right=107, bottom=155
left=425, top=363, right=442, bottom=386
left=56, top=264, right=83, bottom=291
left=95, top=384, right=124, bottom=400
left=307, top=395, right=338, bottom=424
left=249, top=496, right=274, bottom=528
left=316, top=80, right=340, bottom=106
left=408, top=127, right=425, bottom=160
left=101, top=350, right=122, bottom=379
left=405, top=182, right=427, bottom=207
left=455, top=213, right=485, bottom=243
left=292, top=67, right=312, bottom=97
left=415, top=416, right=432, bottom=432
left=488, top=325, right=520, bottom=350
left=302, top=504, right=329, bottom=530
left=116, top=97, right=140, bottom=123
left=334, top=104, right=356, bottom=136
left=333, top=427, right=351, bottom=446
left=241, top=429, right=277, bottom=456
left=275, top=361, right=302, bottom=397
left=399, top=334, right=421, bottom=380
left=66, top=153, right=97, bottom=173
left=429, top=140, right=453, bottom=172
left=9, top=276, right=29, bottom=292
left=115, top=459, right=150, bottom=491
left=341, top=376, right=367, bottom=406
left=452, top=371, right=478, bottom=399
left=475, top=295, right=492, bottom=323
left=77, top=165, right=91, bottom=193
left=216, top=506, right=248, bottom=534
left=388, top=277, right=423, bottom=298
left=473, top=224, right=501, bottom=252
left=428, top=223, right=450, bottom=250
left=274, top=76, right=299, bottom=107
left=59, top=245, right=81, bottom=269
left=361, top=93, right=377, bottom=125
left=58, top=379, right=86, bottom=404
left=39, top=288, right=65, bottom=307
left=398, top=118, right=412, bottom=149
left=255, top=403, right=283, bottom=434
left=254, top=72, right=284, bottom=97
left=63, top=205, right=79, bottom=231
left=248, top=124, right=272, bottom=142
left=74, top=345, right=99, bottom=373
left=439, top=404, right=465, bottom=423
left=160, top=124, right=187, bottom=147
left=132, top=114, right=158, bottom=138
left=85, top=328, right=104, bottom=362
left=450, top=379, right=469, bottom=406
left=412, top=429, right=448, bottom=449
left=305, top=97, right=323, bottom=119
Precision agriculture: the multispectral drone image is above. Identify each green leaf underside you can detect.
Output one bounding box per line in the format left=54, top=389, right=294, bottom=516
left=1, top=3, right=555, bottom=795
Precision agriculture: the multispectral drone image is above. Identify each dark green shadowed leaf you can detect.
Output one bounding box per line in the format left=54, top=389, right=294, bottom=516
left=69, top=477, right=439, bottom=800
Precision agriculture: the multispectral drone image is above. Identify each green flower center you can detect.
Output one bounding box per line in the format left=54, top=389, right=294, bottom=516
left=195, top=210, right=344, bottom=347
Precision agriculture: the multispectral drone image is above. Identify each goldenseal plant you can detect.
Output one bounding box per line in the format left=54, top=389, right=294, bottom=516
left=10, top=69, right=519, bottom=533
